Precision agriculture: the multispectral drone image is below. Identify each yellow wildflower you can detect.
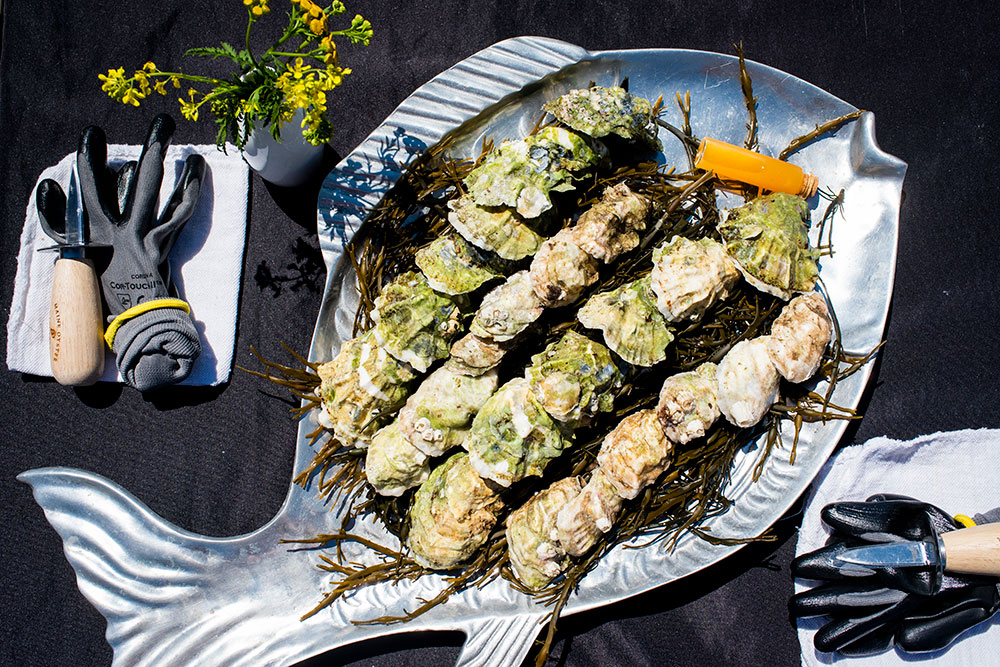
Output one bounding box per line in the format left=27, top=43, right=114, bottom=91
left=153, top=79, right=167, bottom=95
left=142, top=61, right=158, bottom=73
left=170, top=76, right=181, bottom=89
left=309, top=17, right=326, bottom=34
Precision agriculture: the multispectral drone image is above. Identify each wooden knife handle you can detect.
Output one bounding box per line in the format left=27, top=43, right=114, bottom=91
left=942, top=521, right=1000, bottom=577
left=49, top=257, right=105, bottom=386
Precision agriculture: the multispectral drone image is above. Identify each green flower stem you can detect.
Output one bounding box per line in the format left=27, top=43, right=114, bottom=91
left=245, top=11, right=260, bottom=69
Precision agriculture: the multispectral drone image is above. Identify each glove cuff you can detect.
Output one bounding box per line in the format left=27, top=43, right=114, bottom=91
left=109, top=303, right=201, bottom=391
left=104, top=298, right=191, bottom=348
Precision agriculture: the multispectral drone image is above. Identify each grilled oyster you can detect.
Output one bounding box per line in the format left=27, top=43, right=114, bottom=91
left=316, top=330, right=417, bottom=449
left=463, top=126, right=603, bottom=218
left=656, top=362, right=720, bottom=444
left=716, top=338, right=781, bottom=428
left=469, top=270, right=546, bottom=343
left=650, top=236, right=740, bottom=322
left=506, top=477, right=584, bottom=590
left=553, top=468, right=623, bottom=557
left=445, top=333, right=510, bottom=377
left=414, top=234, right=506, bottom=295
left=407, top=452, right=504, bottom=570
left=447, top=194, right=548, bottom=261
left=398, top=365, right=500, bottom=457
left=719, top=193, right=820, bottom=300
left=577, top=275, right=675, bottom=367
left=371, top=271, right=464, bottom=373
left=525, top=331, right=620, bottom=426
left=364, top=421, right=429, bottom=497
left=570, top=182, right=650, bottom=263
left=528, top=228, right=600, bottom=307
left=464, top=378, right=569, bottom=487
left=767, top=291, right=833, bottom=383
left=543, top=85, right=661, bottom=149
left=597, top=409, right=674, bottom=499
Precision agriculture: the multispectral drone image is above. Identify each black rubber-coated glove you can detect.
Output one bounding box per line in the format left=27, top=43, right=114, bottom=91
left=791, top=495, right=1000, bottom=657
left=37, top=114, right=206, bottom=391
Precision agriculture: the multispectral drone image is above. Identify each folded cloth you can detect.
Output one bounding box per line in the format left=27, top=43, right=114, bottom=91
left=6, top=144, right=249, bottom=386
left=795, top=429, right=1000, bottom=666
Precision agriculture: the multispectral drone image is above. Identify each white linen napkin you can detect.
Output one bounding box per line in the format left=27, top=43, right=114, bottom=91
left=6, top=144, right=249, bottom=386
left=795, top=429, right=1000, bottom=666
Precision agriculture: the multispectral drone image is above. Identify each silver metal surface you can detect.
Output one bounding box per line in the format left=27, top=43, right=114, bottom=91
left=836, top=540, right=939, bottom=569
left=20, top=37, right=906, bottom=667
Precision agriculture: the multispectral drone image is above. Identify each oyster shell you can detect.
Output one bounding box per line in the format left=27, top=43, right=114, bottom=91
left=650, top=236, right=740, bottom=322
left=528, top=228, right=600, bottom=307
left=447, top=194, right=548, bottom=261
left=371, top=271, right=464, bottom=373
left=577, top=275, right=675, bottom=367
left=525, top=331, right=620, bottom=426
left=553, top=468, right=623, bottom=557
left=414, top=234, right=506, bottom=295
left=597, top=409, right=674, bottom=500
left=364, top=421, right=429, bottom=497
left=445, top=333, right=510, bottom=377
left=716, top=338, right=780, bottom=428
left=718, top=193, right=820, bottom=300
left=506, top=477, right=584, bottom=590
left=398, top=365, right=500, bottom=457
left=463, top=126, right=603, bottom=218
left=469, top=270, right=546, bottom=343
left=464, top=378, right=569, bottom=487
left=570, top=182, right=650, bottom=263
left=407, top=452, right=504, bottom=570
left=767, top=291, right=832, bottom=383
left=656, top=362, right=720, bottom=444
left=316, top=330, right=417, bottom=449
left=543, top=85, right=661, bottom=149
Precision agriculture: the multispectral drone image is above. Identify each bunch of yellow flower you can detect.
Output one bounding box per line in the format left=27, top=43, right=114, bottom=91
left=96, top=0, right=372, bottom=150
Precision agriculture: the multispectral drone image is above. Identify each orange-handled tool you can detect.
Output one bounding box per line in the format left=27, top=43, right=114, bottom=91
left=695, top=137, right=818, bottom=198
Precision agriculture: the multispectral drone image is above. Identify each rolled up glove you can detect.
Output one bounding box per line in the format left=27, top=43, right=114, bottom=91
left=80, top=114, right=205, bottom=391
left=791, top=494, right=1000, bottom=657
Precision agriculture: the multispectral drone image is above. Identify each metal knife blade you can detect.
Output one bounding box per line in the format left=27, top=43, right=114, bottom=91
left=61, top=162, right=87, bottom=258
left=835, top=539, right=939, bottom=569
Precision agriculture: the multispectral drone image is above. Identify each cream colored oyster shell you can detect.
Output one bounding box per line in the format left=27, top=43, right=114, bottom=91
left=717, top=338, right=780, bottom=428
left=445, top=333, right=510, bottom=377
left=656, top=362, right=720, bottom=444
left=767, top=291, right=833, bottom=383
left=398, top=366, right=499, bottom=457
left=525, top=330, right=620, bottom=426
left=447, top=194, right=548, bottom=261
left=364, top=421, right=430, bottom=497
left=597, top=409, right=674, bottom=500
left=506, top=477, right=584, bottom=590
left=650, top=236, right=740, bottom=322
left=407, top=453, right=504, bottom=570
left=542, top=85, right=661, bottom=149
left=570, top=182, right=650, bottom=263
left=470, top=271, right=546, bottom=343
left=553, top=468, right=623, bottom=557
left=414, top=234, right=505, bottom=295
left=528, top=227, right=600, bottom=307
left=577, top=275, right=675, bottom=367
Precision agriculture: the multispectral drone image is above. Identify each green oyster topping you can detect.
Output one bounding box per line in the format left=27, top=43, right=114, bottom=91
left=407, top=452, right=504, bottom=570
left=364, top=421, right=429, bottom=497
left=371, top=271, right=464, bottom=372
left=316, top=330, right=417, bottom=448
left=469, top=270, right=545, bottom=343
left=525, top=331, right=621, bottom=426
left=718, top=193, right=820, bottom=300
left=398, top=365, right=500, bottom=457
left=506, top=477, right=583, bottom=590
left=650, top=236, right=740, bottom=322
left=464, top=378, right=569, bottom=487
left=577, top=276, right=675, bottom=367
left=543, top=85, right=661, bottom=149
left=447, top=194, right=548, bottom=260
left=414, top=234, right=506, bottom=295
left=463, top=126, right=603, bottom=218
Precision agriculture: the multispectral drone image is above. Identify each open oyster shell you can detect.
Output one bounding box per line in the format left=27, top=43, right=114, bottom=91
left=447, top=194, right=548, bottom=261
left=553, top=468, right=623, bottom=558
left=528, top=228, right=600, bottom=307
left=464, top=378, right=569, bottom=487
left=414, top=234, right=506, bottom=295
left=650, top=236, right=740, bottom=322
left=656, top=362, right=720, bottom=444
left=767, top=291, right=833, bottom=383
left=597, top=409, right=674, bottom=500
left=364, top=421, right=429, bottom=497
left=470, top=270, right=546, bottom=343
left=717, top=338, right=780, bottom=428
left=719, top=193, right=820, bottom=300
left=577, top=275, right=675, bottom=367
left=543, top=85, right=661, bottom=150
left=398, top=366, right=500, bottom=457
left=525, top=331, right=621, bottom=426
left=407, top=452, right=504, bottom=570
left=570, top=182, right=650, bottom=263
left=506, top=476, right=584, bottom=590
left=371, top=271, right=464, bottom=373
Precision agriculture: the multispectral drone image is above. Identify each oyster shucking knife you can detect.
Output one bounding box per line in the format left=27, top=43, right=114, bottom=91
left=38, top=161, right=106, bottom=385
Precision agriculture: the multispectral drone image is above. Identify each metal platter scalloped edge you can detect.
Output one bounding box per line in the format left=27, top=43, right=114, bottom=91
left=309, top=36, right=905, bottom=665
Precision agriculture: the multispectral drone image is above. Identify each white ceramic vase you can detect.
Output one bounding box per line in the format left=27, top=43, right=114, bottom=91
left=241, top=109, right=324, bottom=187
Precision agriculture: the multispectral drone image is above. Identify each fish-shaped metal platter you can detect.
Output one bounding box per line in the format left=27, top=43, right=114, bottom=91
left=20, top=37, right=905, bottom=667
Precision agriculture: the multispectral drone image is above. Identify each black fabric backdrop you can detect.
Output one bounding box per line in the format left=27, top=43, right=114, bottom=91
left=2, top=1, right=998, bottom=665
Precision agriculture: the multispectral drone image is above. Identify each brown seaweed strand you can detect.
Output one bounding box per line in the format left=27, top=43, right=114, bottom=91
left=816, top=188, right=845, bottom=258
left=735, top=42, right=759, bottom=153
left=778, top=110, right=866, bottom=161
